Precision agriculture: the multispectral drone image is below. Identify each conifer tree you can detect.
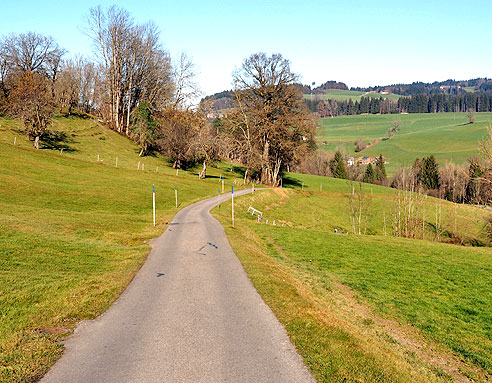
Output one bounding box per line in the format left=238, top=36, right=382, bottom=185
left=421, top=155, right=440, bottom=189
left=330, top=150, right=347, bottom=179
left=363, top=163, right=376, bottom=183
left=375, top=154, right=386, bottom=181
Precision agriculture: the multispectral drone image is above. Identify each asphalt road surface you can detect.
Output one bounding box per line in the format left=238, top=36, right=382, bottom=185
left=42, top=189, right=314, bottom=383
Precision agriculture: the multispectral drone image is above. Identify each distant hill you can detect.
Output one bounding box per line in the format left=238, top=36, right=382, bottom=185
left=350, top=78, right=492, bottom=95
left=200, top=90, right=234, bottom=112
left=313, top=81, right=348, bottom=92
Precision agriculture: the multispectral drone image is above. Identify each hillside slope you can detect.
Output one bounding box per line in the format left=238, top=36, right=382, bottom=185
left=0, top=116, right=247, bottom=383
left=318, top=112, right=492, bottom=172
left=213, top=173, right=492, bottom=382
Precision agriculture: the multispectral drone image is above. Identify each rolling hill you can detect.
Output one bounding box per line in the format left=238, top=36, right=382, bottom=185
left=317, top=112, right=492, bottom=172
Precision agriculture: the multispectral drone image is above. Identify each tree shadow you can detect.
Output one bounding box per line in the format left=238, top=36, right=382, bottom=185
left=40, top=130, right=77, bottom=152
left=282, top=174, right=303, bottom=188
left=58, top=110, right=91, bottom=119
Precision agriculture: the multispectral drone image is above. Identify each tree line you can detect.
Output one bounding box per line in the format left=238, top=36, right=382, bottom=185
left=307, top=92, right=492, bottom=117
left=351, top=78, right=492, bottom=95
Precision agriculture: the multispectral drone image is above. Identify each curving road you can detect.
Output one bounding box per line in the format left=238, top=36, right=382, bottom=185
left=42, top=189, right=314, bottom=383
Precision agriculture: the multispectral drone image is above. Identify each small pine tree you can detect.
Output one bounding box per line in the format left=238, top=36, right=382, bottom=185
left=421, top=155, right=440, bottom=189
left=333, top=157, right=348, bottom=179
left=363, top=163, right=376, bottom=183
left=330, top=150, right=344, bottom=175
left=375, top=154, right=386, bottom=181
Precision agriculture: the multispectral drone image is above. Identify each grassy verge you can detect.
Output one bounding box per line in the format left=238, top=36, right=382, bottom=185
left=213, top=175, right=492, bottom=382
left=0, top=116, right=248, bottom=382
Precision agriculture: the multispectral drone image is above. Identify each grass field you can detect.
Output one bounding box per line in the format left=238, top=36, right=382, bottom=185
left=318, top=112, right=492, bottom=172
left=213, top=173, right=492, bottom=382
left=304, top=89, right=402, bottom=102
left=0, top=116, right=248, bottom=383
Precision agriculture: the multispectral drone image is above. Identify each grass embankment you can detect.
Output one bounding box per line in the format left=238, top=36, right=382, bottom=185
left=213, top=173, right=492, bottom=382
left=0, top=116, right=247, bottom=382
left=318, top=112, right=492, bottom=173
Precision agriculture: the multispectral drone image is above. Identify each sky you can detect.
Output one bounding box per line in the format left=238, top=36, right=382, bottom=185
left=1, top=0, right=491, bottom=96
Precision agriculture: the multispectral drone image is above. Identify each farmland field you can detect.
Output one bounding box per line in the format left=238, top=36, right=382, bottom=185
left=304, top=89, right=402, bottom=102
left=318, top=112, right=492, bottom=172
left=214, top=173, right=492, bottom=382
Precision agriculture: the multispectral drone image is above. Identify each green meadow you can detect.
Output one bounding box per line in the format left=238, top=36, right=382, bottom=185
left=304, top=89, right=402, bottom=102
left=318, top=112, right=492, bottom=172
left=214, top=173, right=492, bottom=382
left=0, top=116, right=247, bottom=383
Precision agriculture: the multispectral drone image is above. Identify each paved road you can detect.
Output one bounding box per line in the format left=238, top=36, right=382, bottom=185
left=42, top=189, right=314, bottom=383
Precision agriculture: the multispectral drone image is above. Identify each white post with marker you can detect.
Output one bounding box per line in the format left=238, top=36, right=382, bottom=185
left=153, top=184, right=156, bottom=227
left=218, top=188, right=221, bottom=208
left=231, top=185, right=235, bottom=227
left=175, top=185, right=178, bottom=208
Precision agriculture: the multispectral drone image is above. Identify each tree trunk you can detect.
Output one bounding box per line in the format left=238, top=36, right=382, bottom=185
left=126, top=79, right=132, bottom=136
left=199, top=160, right=207, bottom=179
left=34, top=135, right=40, bottom=149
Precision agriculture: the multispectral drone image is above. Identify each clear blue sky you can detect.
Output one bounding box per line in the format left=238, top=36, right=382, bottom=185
left=1, top=0, right=491, bottom=96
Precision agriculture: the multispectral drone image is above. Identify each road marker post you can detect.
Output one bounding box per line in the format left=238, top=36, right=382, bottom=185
left=231, top=185, right=234, bottom=227
left=218, top=188, right=221, bottom=208
left=13, top=137, right=16, bottom=145
left=252, top=181, right=254, bottom=193
left=153, top=184, right=156, bottom=227
left=221, top=176, right=224, bottom=193
left=175, top=185, right=178, bottom=208
left=97, top=154, right=100, bottom=162
left=116, top=157, right=118, bottom=167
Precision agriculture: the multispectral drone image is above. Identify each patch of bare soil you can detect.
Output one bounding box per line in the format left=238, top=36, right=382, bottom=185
left=32, top=327, right=73, bottom=337
left=264, top=188, right=289, bottom=211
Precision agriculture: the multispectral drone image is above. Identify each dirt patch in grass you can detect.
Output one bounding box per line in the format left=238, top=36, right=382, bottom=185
left=32, top=327, right=73, bottom=337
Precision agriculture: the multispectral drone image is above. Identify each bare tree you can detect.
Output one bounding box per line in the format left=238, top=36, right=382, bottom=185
left=87, top=6, right=173, bottom=134
left=157, top=110, right=198, bottom=169
left=226, top=52, right=315, bottom=186
left=1, top=32, right=65, bottom=75
left=171, top=52, right=200, bottom=111
left=347, top=181, right=372, bottom=235
left=8, top=71, right=53, bottom=148
left=192, top=121, right=219, bottom=179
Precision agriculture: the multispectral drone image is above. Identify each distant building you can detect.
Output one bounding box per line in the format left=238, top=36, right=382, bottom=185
left=357, top=156, right=372, bottom=165
left=206, top=113, right=228, bottom=119
left=347, top=157, right=355, bottom=166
